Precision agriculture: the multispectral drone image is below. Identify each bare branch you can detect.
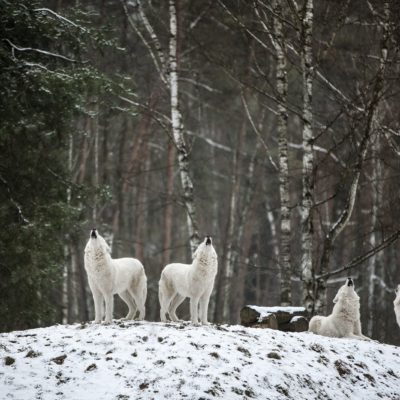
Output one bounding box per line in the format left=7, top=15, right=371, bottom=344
left=120, top=0, right=168, bottom=86
left=317, top=229, right=400, bottom=280
left=241, top=92, right=279, bottom=171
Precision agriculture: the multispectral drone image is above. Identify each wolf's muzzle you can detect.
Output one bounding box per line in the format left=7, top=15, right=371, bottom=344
left=347, top=277, right=353, bottom=287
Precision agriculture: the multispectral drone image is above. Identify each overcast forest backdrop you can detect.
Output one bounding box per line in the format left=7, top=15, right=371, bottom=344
left=1, top=0, right=400, bottom=345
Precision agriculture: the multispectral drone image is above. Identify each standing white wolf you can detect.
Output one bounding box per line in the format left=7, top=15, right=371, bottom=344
left=159, top=236, right=218, bottom=325
left=84, top=229, right=147, bottom=324
left=394, top=284, right=400, bottom=328
left=309, top=278, right=370, bottom=340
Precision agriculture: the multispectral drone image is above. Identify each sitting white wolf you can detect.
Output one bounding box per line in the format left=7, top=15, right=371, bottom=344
left=84, top=229, right=147, bottom=324
left=309, top=278, right=370, bottom=340
left=159, top=236, right=218, bottom=325
left=394, top=284, right=400, bottom=328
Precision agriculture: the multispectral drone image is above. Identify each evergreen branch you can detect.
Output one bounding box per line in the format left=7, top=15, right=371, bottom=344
left=34, top=8, right=87, bottom=32
left=0, top=174, right=30, bottom=224
left=4, top=39, right=79, bottom=63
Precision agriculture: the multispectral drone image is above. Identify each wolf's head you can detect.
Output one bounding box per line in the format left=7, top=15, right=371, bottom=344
left=85, top=229, right=111, bottom=255
left=193, top=236, right=216, bottom=261
left=333, top=277, right=359, bottom=303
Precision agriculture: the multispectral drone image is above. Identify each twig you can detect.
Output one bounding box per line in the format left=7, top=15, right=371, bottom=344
left=317, top=229, right=400, bottom=280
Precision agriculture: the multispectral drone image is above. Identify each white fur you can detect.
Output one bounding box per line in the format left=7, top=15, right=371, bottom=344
left=159, top=237, right=218, bottom=325
left=394, top=284, right=400, bottom=328
left=84, top=231, right=147, bottom=324
left=309, top=280, right=370, bottom=340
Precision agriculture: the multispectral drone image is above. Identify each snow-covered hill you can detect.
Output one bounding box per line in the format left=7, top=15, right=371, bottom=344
left=0, top=321, right=399, bottom=400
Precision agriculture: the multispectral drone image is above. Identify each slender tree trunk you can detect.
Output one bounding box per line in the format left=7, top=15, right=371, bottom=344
left=273, top=1, right=291, bottom=306
left=62, top=133, right=74, bottom=324
left=92, top=98, right=100, bottom=224
left=162, top=140, right=176, bottom=267
left=229, top=142, right=260, bottom=321
left=300, top=0, right=315, bottom=315
left=222, top=118, right=246, bottom=321
left=169, top=0, right=200, bottom=256
left=134, top=141, right=151, bottom=261
left=367, top=136, right=383, bottom=337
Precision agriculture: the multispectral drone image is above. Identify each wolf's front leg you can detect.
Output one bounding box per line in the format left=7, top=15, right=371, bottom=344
left=104, top=293, right=114, bottom=324
left=199, top=288, right=212, bottom=325
left=89, top=281, right=103, bottom=323
left=190, top=297, right=200, bottom=325
left=353, top=320, right=369, bottom=339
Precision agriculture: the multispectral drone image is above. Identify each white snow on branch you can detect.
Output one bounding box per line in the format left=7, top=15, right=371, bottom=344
left=4, top=39, right=78, bottom=63
left=34, top=8, right=87, bottom=31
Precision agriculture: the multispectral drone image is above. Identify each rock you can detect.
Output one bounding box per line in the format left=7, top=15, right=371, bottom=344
left=240, top=307, right=278, bottom=329
left=240, top=305, right=307, bottom=332
left=267, top=352, right=281, bottom=360
left=51, top=355, right=67, bottom=365
left=85, top=363, right=97, bottom=372
left=4, top=356, right=15, bottom=366
left=25, top=350, right=41, bottom=358
left=279, top=316, right=309, bottom=332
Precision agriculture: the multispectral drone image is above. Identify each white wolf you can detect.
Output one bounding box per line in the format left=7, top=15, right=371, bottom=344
left=84, top=229, right=147, bottom=324
left=308, top=278, right=370, bottom=340
left=394, top=284, right=400, bottom=328
left=159, top=236, right=218, bottom=325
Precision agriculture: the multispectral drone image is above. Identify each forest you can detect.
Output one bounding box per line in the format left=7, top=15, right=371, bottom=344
left=1, top=0, right=400, bottom=345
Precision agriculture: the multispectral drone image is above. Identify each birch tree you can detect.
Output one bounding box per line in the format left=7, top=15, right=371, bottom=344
left=121, top=0, right=200, bottom=255
left=273, top=1, right=292, bottom=306
left=299, top=0, right=315, bottom=314
left=169, top=0, right=200, bottom=255
left=250, top=0, right=292, bottom=305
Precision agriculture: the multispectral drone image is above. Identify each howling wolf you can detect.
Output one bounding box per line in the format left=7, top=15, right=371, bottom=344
left=159, top=236, right=218, bottom=325
left=309, top=278, right=370, bottom=340
left=84, top=229, right=147, bottom=324
left=394, top=284, right=400, bottom=328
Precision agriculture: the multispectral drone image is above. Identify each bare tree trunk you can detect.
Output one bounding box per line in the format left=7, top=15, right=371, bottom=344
left=222, top=118, right=246, bottom=321
left=229, top=142, right=260, bottom=321
left=62, top=132, right=74, bottom=324
left=273, top=1, right=292, bottom=306
left=169, top=0, right=200, bottom=256
left=134, top=141, right=151, bottom=261
left=162, top=140, right=176, bottom=267
left=367, top=136, right=383, bottom=336
left=92, top=98, right=99, bottom=224
left=300, top=0, right=315, bottom=315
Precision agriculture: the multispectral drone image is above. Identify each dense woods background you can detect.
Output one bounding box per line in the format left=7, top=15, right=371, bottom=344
left=1, top=0, right=400, bottom=345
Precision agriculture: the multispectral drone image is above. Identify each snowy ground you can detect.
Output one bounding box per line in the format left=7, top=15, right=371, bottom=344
left=0, top=321, right=399, bottom=400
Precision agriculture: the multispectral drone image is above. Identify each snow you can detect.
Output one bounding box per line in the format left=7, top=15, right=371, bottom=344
left=248, top=305, right=305, bottom=321
left=0, top=321, right=399, bottom=400
left=290, top=316, right=305, bottom=323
